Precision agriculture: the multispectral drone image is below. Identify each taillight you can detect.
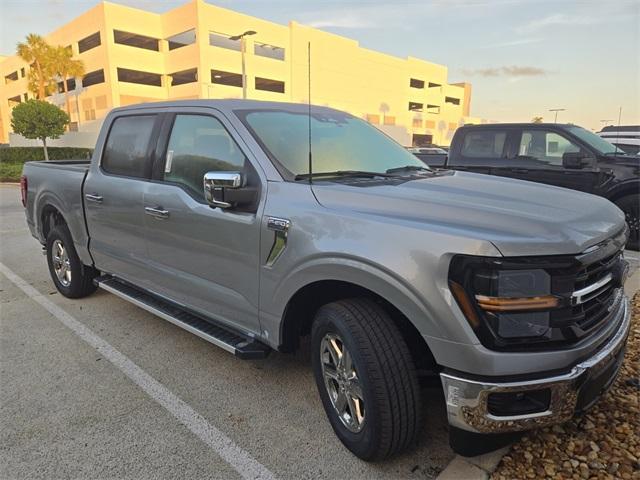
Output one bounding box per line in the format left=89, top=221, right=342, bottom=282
left=20, top=175, right=27, bottom=207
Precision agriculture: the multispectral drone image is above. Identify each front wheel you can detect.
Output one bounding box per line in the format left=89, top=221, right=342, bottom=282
left=46, top=225, right=98, bottom=298
left=311, top=298, right=423, bottom=460
left=616, top=194, right=639, bottom=251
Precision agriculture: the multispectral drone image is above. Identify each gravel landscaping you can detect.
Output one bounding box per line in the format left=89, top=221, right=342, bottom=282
left=492, top=293, right=640, bottom=480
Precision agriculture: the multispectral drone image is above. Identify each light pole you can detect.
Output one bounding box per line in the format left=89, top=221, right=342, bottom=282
left=549, top=108, right=566, bottom=123
left=229, top=30, right=257, bottom=99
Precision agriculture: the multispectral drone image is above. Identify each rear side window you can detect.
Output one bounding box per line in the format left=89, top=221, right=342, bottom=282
left=460, top=130, right=507, bottom=159
left=102, top=115, right=156, bottom=178
left=164, top=114, right=246, bottom=199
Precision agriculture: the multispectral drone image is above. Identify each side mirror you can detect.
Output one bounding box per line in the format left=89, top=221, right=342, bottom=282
left=204, top=171, right=244, bottom=208
left=562, top=152, right=594, bottom=169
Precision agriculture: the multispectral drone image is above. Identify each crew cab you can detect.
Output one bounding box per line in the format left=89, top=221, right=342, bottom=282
left=416, top=123, right=639, bottom=250
left=22, top=101, right=631, bottom=460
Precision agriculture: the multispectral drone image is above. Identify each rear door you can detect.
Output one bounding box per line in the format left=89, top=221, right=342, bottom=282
left=142, top=109, right=264, bottom=335
left=84, top=112, right=162, bottom=284
left=448, top=128, right=510, bottom=175
left=498, top=127, right=599, bottom=193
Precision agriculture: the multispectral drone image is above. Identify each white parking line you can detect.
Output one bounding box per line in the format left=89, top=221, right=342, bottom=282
left=0, top=262, right=276, bottom=480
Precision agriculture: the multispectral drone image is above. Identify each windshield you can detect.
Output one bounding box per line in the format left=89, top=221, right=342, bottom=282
left=238, top=109, right=427, bottom=178
left=567, top=125, right=621, bottom=155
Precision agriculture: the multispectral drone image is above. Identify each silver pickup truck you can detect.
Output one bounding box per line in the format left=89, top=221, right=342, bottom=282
left=22, top=100, right=631, bottom=460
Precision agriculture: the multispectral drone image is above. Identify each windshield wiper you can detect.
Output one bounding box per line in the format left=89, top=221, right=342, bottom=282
left=294, top=170, right=395, bottom=181
left=385, top=165, right=432, bottom=174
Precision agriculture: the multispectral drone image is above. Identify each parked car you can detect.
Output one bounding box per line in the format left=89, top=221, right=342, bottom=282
left=418, top=123, right=638, bottom=250
left=406, top=146, right=448, bottom=167
left=22, top=101, right=631, bottom=460
left=598, top=125, right=640, bottom=156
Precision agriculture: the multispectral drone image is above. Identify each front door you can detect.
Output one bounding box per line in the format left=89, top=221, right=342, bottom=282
left=494, top=128, right=599, bottom=193
left=143, top=111, right=263, bottom=335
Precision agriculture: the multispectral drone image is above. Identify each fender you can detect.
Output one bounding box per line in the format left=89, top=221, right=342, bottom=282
left=269, top=254, right=454, bottom=345
left=35, top=190, right=92, bottom=265
left=605, top=178, right=640, bottom=203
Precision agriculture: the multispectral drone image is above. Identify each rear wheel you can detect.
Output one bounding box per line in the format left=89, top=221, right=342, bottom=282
left=616, top=194, right=639, bottom=251
left=46, top=224, right=98, bottom=298
left=311, top=298, right=423, bottom=460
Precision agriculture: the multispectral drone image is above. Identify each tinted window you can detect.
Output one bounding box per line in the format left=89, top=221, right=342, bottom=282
left=255, top=77, right=285, bottom=93
left=167, top=29, right=196, bottom=50
left=117, top=68, right=162, bottom=86
left=114, top=30, right=159, bottom=51
left=78, top=32, right=101, bottom=53
left=82, top=69, right=105, bottom=87
left=102, top=116, right=155, bottom=178
left=164, top=115, right=246, bottom=199
left=461, top=130, right=506, bottom=159
left=519, top=130, right=579, bottom=166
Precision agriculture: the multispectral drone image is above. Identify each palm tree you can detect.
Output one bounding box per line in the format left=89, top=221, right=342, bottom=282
left=51, top=46, right=85, bottom=121
left=16, top=34, right=54, bottom=99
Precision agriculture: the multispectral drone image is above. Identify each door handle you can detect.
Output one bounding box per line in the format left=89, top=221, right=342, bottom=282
left=85, top=193, right=103, bottom=203
left=144, top=206, right=170, bottom=219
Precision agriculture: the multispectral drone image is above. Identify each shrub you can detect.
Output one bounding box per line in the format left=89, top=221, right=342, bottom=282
left=0, top=147, right=92, bottom=164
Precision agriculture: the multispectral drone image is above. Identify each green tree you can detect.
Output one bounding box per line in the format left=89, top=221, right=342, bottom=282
left=16, top=34, right=55, bottom=99
left=51, top=46, right=85, bottom=122
left=11, top=100, right=69, bottom=161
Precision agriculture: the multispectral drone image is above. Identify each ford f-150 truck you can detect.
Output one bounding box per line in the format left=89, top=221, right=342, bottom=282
left=413, top=123, right=640, bottom=250
left=22, top=100, right=631, bottom=460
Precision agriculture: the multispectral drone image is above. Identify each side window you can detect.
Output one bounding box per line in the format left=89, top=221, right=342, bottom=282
left=460, top=130, right=507, bottom=160
left=164, top=115, right=246, bottom=199
left=102, top=115, right=156, bottom=178
left=518, top=130, right=580, bottom=166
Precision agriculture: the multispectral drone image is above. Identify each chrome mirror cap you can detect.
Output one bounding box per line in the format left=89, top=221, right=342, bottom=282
left=204, top=171, right=244, bottom=208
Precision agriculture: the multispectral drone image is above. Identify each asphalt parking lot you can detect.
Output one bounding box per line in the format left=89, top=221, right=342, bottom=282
left=0, top=182, right=455, bottom=478
left=2, top=183, right=639, bottom=480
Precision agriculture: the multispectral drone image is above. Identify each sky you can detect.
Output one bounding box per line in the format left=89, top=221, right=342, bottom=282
left=1, top=0, right=638, bottom=130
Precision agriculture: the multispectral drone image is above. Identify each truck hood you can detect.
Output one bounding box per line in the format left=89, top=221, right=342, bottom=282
left=311, top=171, right=625, bottom=256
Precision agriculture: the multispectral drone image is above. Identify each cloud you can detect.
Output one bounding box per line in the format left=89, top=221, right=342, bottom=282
left=462, top=66, right=549, bottom=77
left=480, top=37, right=543, bottom=48
left=306, top=16, right=375, bottom=29
left=516, top=13, right=598, bottom=34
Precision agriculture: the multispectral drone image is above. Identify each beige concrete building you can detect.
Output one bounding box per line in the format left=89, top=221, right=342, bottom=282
left=0, top=0, right=481, bottom=147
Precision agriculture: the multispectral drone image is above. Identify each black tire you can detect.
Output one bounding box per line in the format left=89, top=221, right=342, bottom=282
left=616, top=194, right=639, bottom=251
left=46, top=224, right=98, bottom=298
left=311, top=298, right=422, bottom=461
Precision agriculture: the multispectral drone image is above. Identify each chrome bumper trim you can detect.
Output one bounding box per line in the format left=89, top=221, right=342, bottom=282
left=440, top=295, right=630, bottom=433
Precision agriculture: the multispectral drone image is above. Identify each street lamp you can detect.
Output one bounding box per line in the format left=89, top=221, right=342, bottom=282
left=229, top=30, right=257, bottom=99
left=549, top=108, right=566, bottom=123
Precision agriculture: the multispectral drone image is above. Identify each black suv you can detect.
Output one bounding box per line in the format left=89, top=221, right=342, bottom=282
left=432, top=123, right=639, bottom=249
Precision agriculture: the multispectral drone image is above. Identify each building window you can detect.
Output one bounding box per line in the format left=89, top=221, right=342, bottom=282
left=4, top=71, right=18, bottom=84
left=428, top=82, right=441, bottom=88
left=114, top=30, right=160, bottom=51
left=383, top=116, right=395, bottom=126
left=85, top=109, right=96, bottom=121
left=82, top=69, right=105, bottom=87
left=255, top=77, right=285, bottom=93
left=365, top=114, right=380, bottom=124
left=254, top=42, right=285, bottom=61
left=412, top=118, right=422, bottom=128
left=170, top=68, right=197, bottom=86
left=78, top=32, right=101, bottom=53
left=426, top=104, right=440, bottom=114
left=211, top=69, right=242, bottom=87
left=209, top=32, right=241, bottom=51
left=69, top=122, right=79, bottom=132
left=20, top=68, right=25, bottom=78
left=117, top=67, right=162, bottom=86
left=23, top=93, right=29, bottom=101
left=409, top=102, right=423, bottom=112
left=167, top=29, right=196, bottom=50
left=57, top=78, right=76, bottom=93
left=425, top=120, right=436, bottom=129
left=8, top=95, right=21, bottom=107
left=445, top=96, right=460, bottom=105
left=409, top=78, right=424, bottom=89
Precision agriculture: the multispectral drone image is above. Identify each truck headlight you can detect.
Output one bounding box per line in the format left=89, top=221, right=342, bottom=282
left=448, top=256, right=567, bottom=347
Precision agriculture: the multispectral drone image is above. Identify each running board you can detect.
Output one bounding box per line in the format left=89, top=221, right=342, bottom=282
left=95, top=276, right=270, bottom=359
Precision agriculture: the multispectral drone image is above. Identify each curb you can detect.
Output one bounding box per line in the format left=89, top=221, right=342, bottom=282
left=437, top=258, right=640, bottom=480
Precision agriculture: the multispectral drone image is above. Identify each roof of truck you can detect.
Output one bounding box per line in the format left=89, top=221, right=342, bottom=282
left=461, top=123, right=577, bottom=129
left=111, top=99, right=339, bottom=114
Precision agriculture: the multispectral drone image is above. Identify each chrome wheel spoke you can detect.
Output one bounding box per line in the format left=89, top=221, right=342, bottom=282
left=51, top=239, right=72, bottom=287
left=319, top=332, right=366, bottom=433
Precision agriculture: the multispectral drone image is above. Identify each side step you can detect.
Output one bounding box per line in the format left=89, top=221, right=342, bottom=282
left=95, top=276, right=270, bottom=359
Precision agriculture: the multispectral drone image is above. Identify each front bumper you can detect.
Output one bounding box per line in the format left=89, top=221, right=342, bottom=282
left=440, top=294, right=630, bottom=434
